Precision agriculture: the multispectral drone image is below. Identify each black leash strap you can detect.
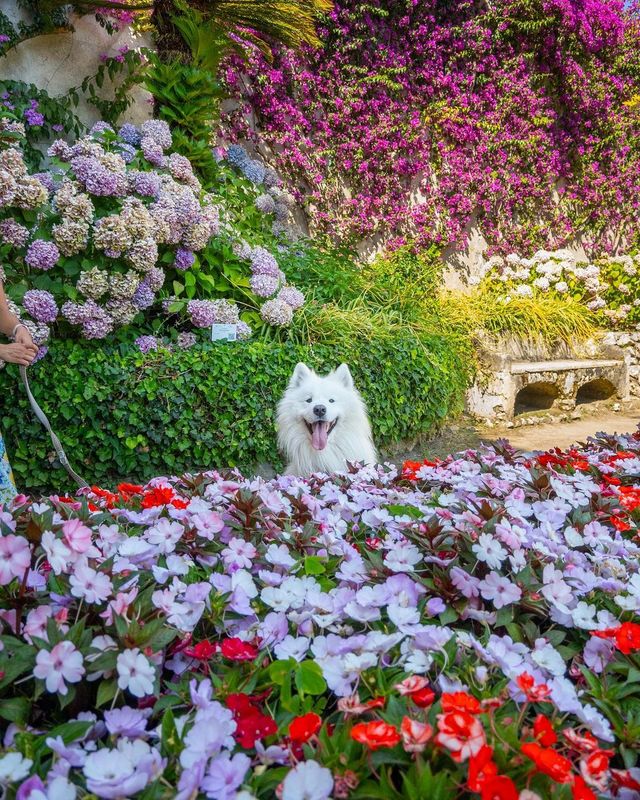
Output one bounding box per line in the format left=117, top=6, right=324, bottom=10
left=19, top=365, right=89, bottom=490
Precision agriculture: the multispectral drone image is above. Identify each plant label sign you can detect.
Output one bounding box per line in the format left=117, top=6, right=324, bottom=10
left=211, top=323, right=237, bottom=342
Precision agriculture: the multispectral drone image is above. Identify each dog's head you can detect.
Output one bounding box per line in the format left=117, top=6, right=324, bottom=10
left=282, top=362, right=357, bottom=451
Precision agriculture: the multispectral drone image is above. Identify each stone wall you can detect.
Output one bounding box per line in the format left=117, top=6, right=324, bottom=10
left=601, top=331, right=640, bottom=399
left=0, top=1, right=152, bottom=128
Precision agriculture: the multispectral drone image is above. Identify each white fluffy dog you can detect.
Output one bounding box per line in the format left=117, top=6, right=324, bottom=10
left=277, top=362, right=377, bottom=476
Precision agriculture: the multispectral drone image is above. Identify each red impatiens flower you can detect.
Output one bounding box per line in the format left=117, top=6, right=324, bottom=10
left=580, top=749, right=613, bottom=791
left=441, top=691, right=482, bottom=715
left=226, top=693, right=277, bottom=749
left=395, top=676, right=436, bottom=707
left=400, top=716, right=433, bottom=753
left=141, top=486, right=176, bottom=508
left=572, top=775, right=597, bottom=800
left=618, top=484, right=640, bottom=511
left=351, top=721, right=401, bottom=751
left=220, top=637, right=259, bottom=661
left=289, top=712, right=322, bottom=744
left=480, top=775, right=519, bottom=800
left=184, top=639, right=217, bottom=660
left=516, top=672, right=551, bottom=702
left=611, top=769, right=640, bottom=792
left=467, top=745, right=498, bottom=792
left=533, top=714, right=557, bottom=747
left=436, top=711, right=485, bottom=763
left=563, top=729, right=600, bottom=754
left=521, top=742, right=573, bottom=783
left=593, top=622, right=640, bottom=654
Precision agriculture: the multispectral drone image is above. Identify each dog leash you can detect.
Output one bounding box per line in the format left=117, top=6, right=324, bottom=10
left=19, top=365, right=90, bottom=490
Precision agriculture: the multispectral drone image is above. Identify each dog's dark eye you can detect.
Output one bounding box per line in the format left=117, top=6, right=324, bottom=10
left=329, top=398, right=335, bottom=403
left=305, top=398, right=312, bottom=403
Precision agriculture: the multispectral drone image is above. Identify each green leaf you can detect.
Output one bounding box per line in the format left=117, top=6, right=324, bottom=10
left=295, top=660, right=327, bottom=695
left=96, top=677, right=118, bottom=708
left=304, top=555, right=326, bottom=575
left=0, top=696, right=30, bottom=724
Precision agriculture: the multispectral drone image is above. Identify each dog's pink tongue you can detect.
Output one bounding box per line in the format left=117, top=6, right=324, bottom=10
left=312, top=420, right=329, bottom=451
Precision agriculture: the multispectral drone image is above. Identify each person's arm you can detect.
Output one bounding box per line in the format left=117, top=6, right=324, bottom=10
left=0, top=281, right=38, bottom=365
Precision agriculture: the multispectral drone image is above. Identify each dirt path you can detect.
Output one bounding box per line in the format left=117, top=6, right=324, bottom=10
left=386, top=410, right=640, bottom=464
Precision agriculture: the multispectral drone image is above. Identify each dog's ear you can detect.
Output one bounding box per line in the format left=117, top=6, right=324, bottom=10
left=334, top=363, right=354, bottom=389
left=290, top=362, right=312, bottom=388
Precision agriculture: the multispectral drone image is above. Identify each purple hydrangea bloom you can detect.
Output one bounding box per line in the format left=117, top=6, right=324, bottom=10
left=177, top=331, right=197, bottom=349
left=242, top=159, right=266, bottom=184
left=32, top=172, right=55, bottom=194
left=47, top=139, right=73, bottom=161
left=168, top=153, right=193, bottom=181
left=81, top=302, right=113, bottom=339
left=141, top=120, right=172, bottom=150
left=277, top=286, right=305, bottom=310
left=135, top=335, right=159, bottom=354
left=89, top=121, right=115, bottom=137
left=133, top=283, right=155, bottom=310
left=236, top=321, right=252, bottom=340
left=260, top=298, right=294, bottom=327
left=131, top=171, right=160, bottom=197
left=250, top=273, right=279, bottom=298
left=22, top=290, right=58, bottom=323
left=25, top=240, right=60, bottom=271
left=175, top=248, right=195, bottom=271
left=32, top=345, right=48, bottom=364
left=118, top=123, right=141, bottom=147
left=187, top=300, right=217, bottom=328
left=116, top=142, right=137, bottom=163
left=256, top=193, right=277, bottom=214
left=226, top=144, right=249, bottom=167
left=0, top=219, right=29, bottom=247
left=141, top=137, right=166, bottom=168
left=250, top=246, right=279, bottom=277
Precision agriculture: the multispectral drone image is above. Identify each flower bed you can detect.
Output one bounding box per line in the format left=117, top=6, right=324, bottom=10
left=1, top=431, right=640, bottom=798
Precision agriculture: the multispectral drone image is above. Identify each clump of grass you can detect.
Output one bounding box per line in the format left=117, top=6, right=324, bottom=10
left=434, top=287, right=598, bottom=345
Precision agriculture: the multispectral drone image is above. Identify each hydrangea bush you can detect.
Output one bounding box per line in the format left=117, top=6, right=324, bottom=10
left=0, top=118, right=305, bottom=356
left=478, top=249, right=640, bottom=330
left=1, top=431, right=640, bottom=797
left=223, top=0, right=640, bottom=255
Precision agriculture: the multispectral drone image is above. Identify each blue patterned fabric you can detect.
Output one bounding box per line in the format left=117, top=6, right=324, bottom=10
left=0, top=432, right=16, bottom=506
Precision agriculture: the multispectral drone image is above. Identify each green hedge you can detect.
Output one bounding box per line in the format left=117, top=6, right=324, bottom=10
left=1, top=332, right=468, bottom=494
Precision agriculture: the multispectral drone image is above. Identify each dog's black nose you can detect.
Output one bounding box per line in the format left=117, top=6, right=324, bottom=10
left=313, top=404, right=326, bottom=418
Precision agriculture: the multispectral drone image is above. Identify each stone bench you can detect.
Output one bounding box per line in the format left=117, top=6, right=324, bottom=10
left=467, top=357, right=629, bottom=423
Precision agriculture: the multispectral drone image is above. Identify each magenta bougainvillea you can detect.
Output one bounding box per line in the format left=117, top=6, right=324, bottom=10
left=223, top=0, right=640, bottom=255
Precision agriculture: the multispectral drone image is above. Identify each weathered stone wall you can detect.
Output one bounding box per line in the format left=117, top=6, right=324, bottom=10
left=0, top=1, right=152, bottom=128
left=601, top=332, right=640, bottom=399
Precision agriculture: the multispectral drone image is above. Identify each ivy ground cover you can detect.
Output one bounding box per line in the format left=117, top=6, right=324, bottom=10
left=1, top=433, right=640, bottom=798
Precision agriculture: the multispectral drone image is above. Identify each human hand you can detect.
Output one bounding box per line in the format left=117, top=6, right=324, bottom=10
left=14, top=325, right=35, bottom=350
left=0, top=342, right=39, bottom=365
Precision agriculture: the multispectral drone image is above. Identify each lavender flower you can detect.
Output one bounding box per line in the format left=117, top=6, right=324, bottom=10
left=130, top=170, right=160, bottom=197
left=175, top=248, right=195, bottom=271
left=141, top=137, right=166, bottom=168
left=250, top=246, right=280, bottom=277
left=256, top=193, right=277, bottom=214
left=47, top=139, right=73, bottom=161
left=177, top=331, right=197, bottom=349
left=141, top=120, right=172, bottom=149
left=277, top=286, right=305, bottom=310
left=23, top=101, right=44, bottom=127
left=81, top=303, right=114, bottom=339
left=22, top=290, right=58, bottom=323
left=118, top=123, right=141, bottom=147
left=0, top=219, right=28, bottom=247
left=236, top=321, right=252, bottom=340
left=260, top=298, right=294, bottom=326
left=133, top=283, right=155, bottom=310
left=135, top=335, right=160, bottom=354
left=250, top=273, right=280, bottom=298
left=187, top=300, right=217, bottom=328
left=25, top=240, right=60, bottom=271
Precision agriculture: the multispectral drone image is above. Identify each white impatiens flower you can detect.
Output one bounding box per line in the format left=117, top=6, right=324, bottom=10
left=571, top=601, right=598, bottom=630
left=33, top=641, right=85, bottom=695
left=282, top=760, right=334, bottom=800
left=0, top=751, right=33, bottom=783
left=69, top=564, right=112, bottom=604
left=383, top=541, right=422, bottom=573
left=472, top=533, right=507, bottom=569
left=116, top=648, right=155, bottom=697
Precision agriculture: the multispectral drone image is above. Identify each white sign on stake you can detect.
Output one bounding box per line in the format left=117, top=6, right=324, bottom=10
left=211, top=323, right=238, bottom=342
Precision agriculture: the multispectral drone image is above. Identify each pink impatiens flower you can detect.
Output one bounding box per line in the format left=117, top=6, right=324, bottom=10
left=62, top=518, right=93, bottom=553
left=0, top=534, right=30, bottom=584
left=33, top=641, right=85, bottom=695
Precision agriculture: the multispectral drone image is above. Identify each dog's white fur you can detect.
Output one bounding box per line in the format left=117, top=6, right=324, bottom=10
left=277, top=362, right=377, bottom=476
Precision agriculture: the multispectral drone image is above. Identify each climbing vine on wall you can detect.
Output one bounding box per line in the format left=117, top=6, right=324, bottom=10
left=223, top=0, right=640, bottom=256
